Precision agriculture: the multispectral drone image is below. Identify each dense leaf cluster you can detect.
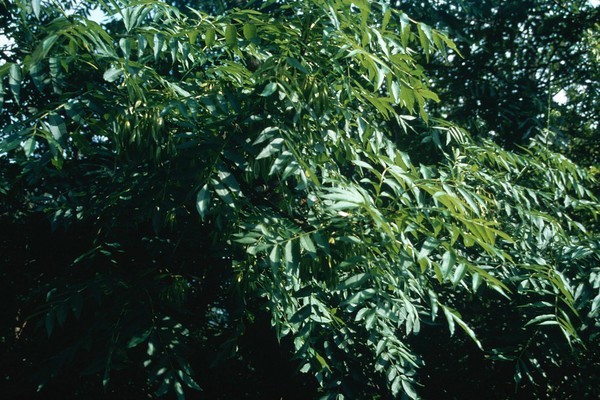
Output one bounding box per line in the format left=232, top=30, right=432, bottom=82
left=1, top=0, right=599, bottom=398
left=400, top=0, right=599, bottom=163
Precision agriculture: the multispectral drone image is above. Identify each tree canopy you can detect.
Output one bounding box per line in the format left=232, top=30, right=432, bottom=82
left=1, top=0, right=599, bottom=399
left=400, top=0, right=600, bottom=163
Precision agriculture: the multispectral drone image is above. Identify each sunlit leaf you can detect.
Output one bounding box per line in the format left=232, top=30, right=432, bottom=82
left=300, top=234, right=316, bottom=257
left=196, top=184, right=210, bottom=219
left=32, top=0, right=41, bottom=18
left=259, top=82, right=278, bottom=97
left=9, top=63, right=22, bottom=104
left=48, top=112, right=67, bottom=141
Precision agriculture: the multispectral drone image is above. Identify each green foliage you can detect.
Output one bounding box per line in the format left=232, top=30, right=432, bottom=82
left=0, top=0, right=598, bottom=398
left=400, top=0, right=600, bottom=165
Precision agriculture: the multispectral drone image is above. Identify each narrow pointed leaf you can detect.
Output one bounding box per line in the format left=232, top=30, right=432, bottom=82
left=154, top=34, right=165, bottom=61
left=196, top=184, right=210, bottom=219
left=0, top=78, right=4, bottom=111
left=300, top=234, right=317, bottom=256
left=9, top=63, right=22, bottom=104
left=32, top=0, right=41, bottom=18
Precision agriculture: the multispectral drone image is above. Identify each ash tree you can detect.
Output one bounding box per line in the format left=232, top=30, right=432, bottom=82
left=0, top=0, right=598, bottom=398
left=397, top=0, right=600, bottom=165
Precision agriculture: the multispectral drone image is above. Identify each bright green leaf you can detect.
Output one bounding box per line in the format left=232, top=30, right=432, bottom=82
left=259, top=82, right=278, bottom=97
